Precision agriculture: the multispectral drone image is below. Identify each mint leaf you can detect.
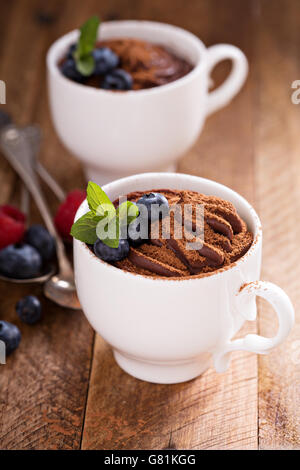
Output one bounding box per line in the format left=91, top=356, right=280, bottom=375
left=103, top=238, right=119, bottom=249
left=74, top=16, right=100, bottom=76
left=70, top=211, right=101, bottom=244
left=96, top=215, right=120, bottom=249
left=117, top=201, right=139, bottom=225
left=102, top=221, right=120, bottom=249
left=71, top=182, right=139, bottom=250
left=96, top=216, right=120, bottom=248
left=87, top=181, right=114, bottom=214
left=76, top=55, right=95, bottom=76
left=77, top=16, right=99, bottom=57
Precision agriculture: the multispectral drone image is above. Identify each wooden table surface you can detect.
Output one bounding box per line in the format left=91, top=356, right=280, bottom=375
left=0, top=0, right=299, bottom=450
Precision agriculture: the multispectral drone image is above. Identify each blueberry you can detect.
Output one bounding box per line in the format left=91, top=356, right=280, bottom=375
left=93, top=238, right=129, bottom=262
left=127, top=230, right=146, bottom=247
left=127, top=219, right=148, bottom=247
left=61, top=58, right=84, bottom=83
left=0, top=110, right=12, bottom=129
left=16, top=295, right=42, bottom=325
left=0, top=321, right=21, bottom=356
left=25, top=225, right=55, bottom=262
left=67, top=43, right=77, bottom=59
left=93, top=47, right=119, bottom=75
left=117, top=201, right=147, bottom=246
left=100, top=69, right=133, bottom=90
left=136, top=193, right=169, bottom=222
left=0, top=244, right=42, bottom=279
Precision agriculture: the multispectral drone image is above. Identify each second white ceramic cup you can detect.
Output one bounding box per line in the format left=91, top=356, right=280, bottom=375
left=73, top=173, right=294, bottom=384
left=47, top=21, right=248, bottom=184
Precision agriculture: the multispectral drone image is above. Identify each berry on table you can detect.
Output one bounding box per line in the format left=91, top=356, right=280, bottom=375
left=100, top=69, right=133, bottom=90
left=93, top=238, right=129, bottom=262
left=0, top=244, right=42, bottom=279
left=136, top=192, right=169, bottom=222
left=0, top=321, right=21, bottom=355
left=16, top=295, right=42, bottom=325
left=0, top=205, right=25, bottom=223
left=25, top=225, right=55, bottom=262
left=93, top=47, right=119, bottom=75
left=54, top=190, right=86, bottom=241
left=0, top=110, right=12, bottom=128
left=0, top=205, right=26, bottom=249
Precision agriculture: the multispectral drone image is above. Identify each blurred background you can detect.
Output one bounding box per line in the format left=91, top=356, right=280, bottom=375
left=0, top=0, right=299, bottom=451
left=0, top=0, right=257, bottom=198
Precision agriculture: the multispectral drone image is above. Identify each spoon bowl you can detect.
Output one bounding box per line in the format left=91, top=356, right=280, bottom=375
left=44, top=275, right=81, bottom=309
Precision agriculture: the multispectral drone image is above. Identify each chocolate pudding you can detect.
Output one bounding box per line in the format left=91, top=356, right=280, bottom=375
left=95, top=38, right=192, bottom=90
left=60, top=38, right=193, bottom=90
left=112, top=189, right=253, bottom=279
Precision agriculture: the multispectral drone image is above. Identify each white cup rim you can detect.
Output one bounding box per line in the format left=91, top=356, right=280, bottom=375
left=46, top=19, right=207, bottom=98
left=74, top=172, right=262, bottom=283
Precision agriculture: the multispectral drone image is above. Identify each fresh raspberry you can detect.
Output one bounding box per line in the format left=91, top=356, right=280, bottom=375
left=0, top=205, right=26, bottom=249
left=0, top=205, right=26, bottom=223
left=54, top=190, right=86, bottom=241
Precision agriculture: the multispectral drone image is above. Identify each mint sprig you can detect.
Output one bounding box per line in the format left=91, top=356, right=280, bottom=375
left=70, top=211, right=101, bottom=244
left=70, top=181, right=139, bottom=248
left=87, top=181, right=114, bottom=214
left=96, top=215, right=120, bottom=249
left=117, top=201, right=139, bottom=225
left=74, top=16, right=100, bottom=76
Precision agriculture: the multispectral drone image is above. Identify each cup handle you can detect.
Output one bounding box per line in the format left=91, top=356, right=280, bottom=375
left=213, top=281, right=295, bottom=373
left=205, top=44, right=248, bottom=116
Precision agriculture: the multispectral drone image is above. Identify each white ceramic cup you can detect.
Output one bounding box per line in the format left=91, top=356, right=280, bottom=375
left=73, top=173, right=294, bottom=384
left=47, top=21, right=248, bottom=185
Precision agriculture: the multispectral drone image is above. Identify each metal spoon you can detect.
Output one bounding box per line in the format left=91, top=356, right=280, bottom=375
left=0, top=111, right=66, bottom=203
left=22, top=125, right=66, bottom=202
left=0, top=125, right=80, bottom=309
left=0, top=111, right=66, bottom=201
left=0, top=124, right=56, bottom=284
left=0, top=115, right=60, bottom=284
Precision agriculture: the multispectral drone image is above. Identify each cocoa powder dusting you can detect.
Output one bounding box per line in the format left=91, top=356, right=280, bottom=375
left=97, top=39, right=192, bottom=89
left=114, top=189, right=254, bottom=279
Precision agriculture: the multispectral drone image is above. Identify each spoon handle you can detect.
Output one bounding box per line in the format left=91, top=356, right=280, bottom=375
left=19, top=126, right=41, bottom=217
left=23, top=126, right=66, bottom=202
left=20, top=183, right=30, bottom=217
left=19, top=126, right=65, bottom=218
left=0, top=125, right=73, bottom=279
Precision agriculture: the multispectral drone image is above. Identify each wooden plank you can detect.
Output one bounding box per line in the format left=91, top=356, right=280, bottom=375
left=82, top=338, right=257, bottom=450
left=82, top=0, right=258, bottom=450
left=0, top=0, right=96, bottom=449
left=254, top=0, right=300, bottom=450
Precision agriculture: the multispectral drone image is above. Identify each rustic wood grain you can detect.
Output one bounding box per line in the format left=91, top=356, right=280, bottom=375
left=254, top=0, right=300, bottom=450
left=0, top=0, right=95, bottom=450
left=81, top=0, right=258, bottom=450
left=81, top=337, right=257, bottom=450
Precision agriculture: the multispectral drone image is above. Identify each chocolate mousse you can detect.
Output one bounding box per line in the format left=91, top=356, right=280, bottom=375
left=59, top=16, right=192, bottom=90
left=95, top=38, right=192, bottom=90
left=114, top=189, right=253, bottom=279
left=60, top=38, right=192, bottom=90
